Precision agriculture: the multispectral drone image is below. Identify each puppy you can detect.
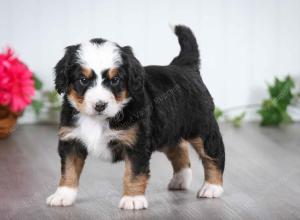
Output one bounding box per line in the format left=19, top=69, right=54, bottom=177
left=46, top=25, right=225, bottom=210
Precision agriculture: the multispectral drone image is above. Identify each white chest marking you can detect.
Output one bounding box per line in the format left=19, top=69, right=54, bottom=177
left=61, top=114, right=120, bottom=161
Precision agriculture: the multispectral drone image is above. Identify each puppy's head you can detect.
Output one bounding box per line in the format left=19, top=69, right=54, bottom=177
left=54, top=39, right=144, bottom=118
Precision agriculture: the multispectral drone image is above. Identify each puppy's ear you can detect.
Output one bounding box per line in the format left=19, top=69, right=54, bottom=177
left=54, top=53, right=68, bottom=94
left=54, top=45, right=78, bottom=94
left=121, top=46, right=145, bottom=99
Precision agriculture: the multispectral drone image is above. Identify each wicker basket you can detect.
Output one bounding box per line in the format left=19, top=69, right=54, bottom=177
left=0, top=106, right=19, bottom=139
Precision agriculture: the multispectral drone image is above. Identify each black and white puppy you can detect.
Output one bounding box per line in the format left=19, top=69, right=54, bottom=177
left=46, top=25, right=225, bottom=210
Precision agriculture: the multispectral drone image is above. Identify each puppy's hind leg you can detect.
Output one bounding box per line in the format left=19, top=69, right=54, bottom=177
left=163, top=140, right=192, bottom=190
left=189, top=124, right=225, bottom=198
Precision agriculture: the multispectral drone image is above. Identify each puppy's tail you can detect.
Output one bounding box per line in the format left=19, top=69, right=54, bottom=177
left=170, top=24, right=200, bottom=68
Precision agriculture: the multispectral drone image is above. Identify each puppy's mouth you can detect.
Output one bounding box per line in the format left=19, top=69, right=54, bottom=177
left=81, top=109, right=107, bottom=119
left=95, top=113, right=109, bottom=120
left=96, top=111, right=104, bottom=116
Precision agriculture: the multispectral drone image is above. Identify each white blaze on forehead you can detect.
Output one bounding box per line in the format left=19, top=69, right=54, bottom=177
left=78, top=41, right=122, bottom=75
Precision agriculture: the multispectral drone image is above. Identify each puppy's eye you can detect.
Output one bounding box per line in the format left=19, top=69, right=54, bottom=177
left=79, top=77, right=89, bottom=86
left=110, top=76, right=120, bottom=86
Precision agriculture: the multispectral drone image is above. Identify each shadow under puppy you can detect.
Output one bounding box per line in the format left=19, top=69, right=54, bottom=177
left=47, top=25, right=225, bottom=210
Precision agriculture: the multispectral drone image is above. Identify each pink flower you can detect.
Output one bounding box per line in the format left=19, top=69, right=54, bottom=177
left=0, top=48, right=35, bottom=112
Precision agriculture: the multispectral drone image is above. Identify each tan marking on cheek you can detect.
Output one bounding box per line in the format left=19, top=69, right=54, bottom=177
left=123, top=157, right=148, bottom=196
left=68, top=88, right=85, bottom=112
left=59, top=153, right=85, bottom=188
left=116, top=89, right=129, bottom=103
left=189, top=137, right=223, bottom=185
left=117, top=125, right=138, bottom=147
left=108, top=68, right=118, bottom=80
left=81, top=66, right=92, bottom=78
left=164, top=140, right=190, bottom=173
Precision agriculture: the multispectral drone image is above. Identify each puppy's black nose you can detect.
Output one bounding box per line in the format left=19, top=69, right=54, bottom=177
left=95, top=101, right=107, bottom=112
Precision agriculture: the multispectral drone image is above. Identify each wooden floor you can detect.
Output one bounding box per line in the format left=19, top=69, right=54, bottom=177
left=0, top=123, right=300, bottom=220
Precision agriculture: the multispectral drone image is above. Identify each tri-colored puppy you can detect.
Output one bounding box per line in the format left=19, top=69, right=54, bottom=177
left=46, top=25, right=225, bottom=210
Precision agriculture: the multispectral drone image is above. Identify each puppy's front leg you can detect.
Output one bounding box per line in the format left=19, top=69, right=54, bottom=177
left=47, top=140, right=87, bottom=206
left=119, top=154, right=150, bottom=210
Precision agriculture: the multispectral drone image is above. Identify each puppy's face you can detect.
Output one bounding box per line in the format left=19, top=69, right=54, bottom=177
left=55, top=39, right=144, bottom=118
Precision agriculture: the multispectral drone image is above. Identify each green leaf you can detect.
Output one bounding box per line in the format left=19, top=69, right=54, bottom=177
left=31, top=100, right=44, bottom=115
left=214, top=107, right=223, bottom=120
left=268, top=76, right=294, bottom=110
left=281, top=111, right=293, bottom=124
left=33, top=74, right=43, bottom=90
left=258, top=103, right=282, bottom=126
left=258, top=76, right=295, bottom=126
left=230, top=112, right=246, bottom=128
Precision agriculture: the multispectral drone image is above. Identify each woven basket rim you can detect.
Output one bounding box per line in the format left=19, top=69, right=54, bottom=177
left=0, top=105, right=19, bottom=138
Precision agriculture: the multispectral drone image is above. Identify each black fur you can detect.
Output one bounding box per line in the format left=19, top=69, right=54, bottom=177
left=121, top=46, right=145, bottom=101
left=54, top=45, right=80, bottom=94
left=55, top=25, right=225, bottom=182
left=171, top=25, right=200, bottom=67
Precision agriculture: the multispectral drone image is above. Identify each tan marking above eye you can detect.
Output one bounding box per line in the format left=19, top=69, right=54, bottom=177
left=108, top=68, right=119, bottom=80
left=81, top=66, right=92, bottom=78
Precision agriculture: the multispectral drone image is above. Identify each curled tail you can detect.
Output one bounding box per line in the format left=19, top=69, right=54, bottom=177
left=170, top=25, right=200, bottom=68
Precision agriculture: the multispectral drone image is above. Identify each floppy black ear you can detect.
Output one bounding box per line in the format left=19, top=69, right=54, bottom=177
left=54, top=45, right=79, bottom=94
left=54, top=53, right=68, bottom=94
left=122, top=46, right=145, bottom=100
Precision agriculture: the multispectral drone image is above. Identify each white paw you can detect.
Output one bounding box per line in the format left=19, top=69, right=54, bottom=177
left=168, top=167, right=192, bottom=190
left=46, top=187, right=78, bottom=206
left=197, top=182, right=223, bottom=198
left=119, top=195, right=148, bottom=210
